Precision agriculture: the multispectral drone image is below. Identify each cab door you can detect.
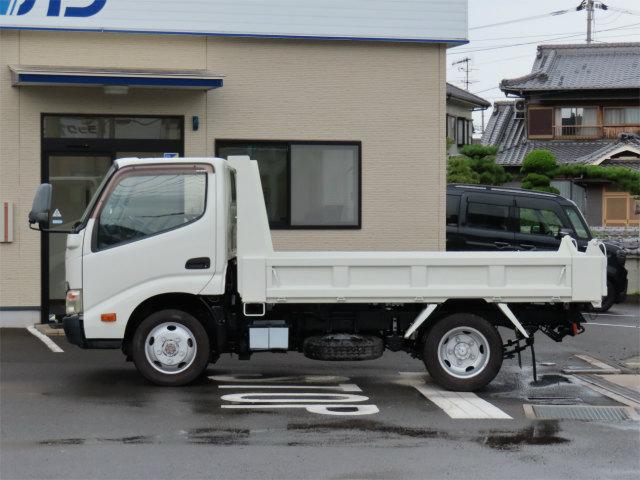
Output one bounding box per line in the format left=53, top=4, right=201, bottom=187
left=81, top=164, right=215, bottom=339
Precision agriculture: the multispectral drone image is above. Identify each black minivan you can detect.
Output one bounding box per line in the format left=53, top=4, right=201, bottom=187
left=446, top=184, right=628, bottom=311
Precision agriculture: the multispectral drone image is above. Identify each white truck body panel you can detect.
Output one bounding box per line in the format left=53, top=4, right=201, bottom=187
left=227, top=157, right=607, bottom=306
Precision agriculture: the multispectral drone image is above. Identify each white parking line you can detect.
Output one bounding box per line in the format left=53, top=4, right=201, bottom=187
left=574, top=354, right=619, bottom=372
left=398, top=372, right=512, bottom=419
left=593, top=313, right=638, bottom=317
left=26, top=326, right=64, bottom=353
left=588, top=323, right=639, bottom=329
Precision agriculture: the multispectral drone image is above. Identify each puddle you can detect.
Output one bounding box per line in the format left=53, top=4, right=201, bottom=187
left=288, top=419, right=449, bottom=440
left=529, top=375, right=571, bottom=387
left=185, top=427, right=250, bottom=445
left=480, top=421, right=569, bottom=451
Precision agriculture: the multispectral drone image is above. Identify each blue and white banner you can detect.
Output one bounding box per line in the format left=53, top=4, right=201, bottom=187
left=0, top=0, right=467, bottom=43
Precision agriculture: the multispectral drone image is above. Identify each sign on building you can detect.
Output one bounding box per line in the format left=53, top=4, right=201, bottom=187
left=0, top=0, right=467, bottom=43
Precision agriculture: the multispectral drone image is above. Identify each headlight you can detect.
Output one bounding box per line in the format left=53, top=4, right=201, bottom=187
left=65, top=289, right=83, bottom=315
left=616, top=249, right=627, bottom=266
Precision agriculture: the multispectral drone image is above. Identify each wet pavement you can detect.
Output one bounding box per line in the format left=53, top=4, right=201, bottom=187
left=1, top=303, right=639, bottom=479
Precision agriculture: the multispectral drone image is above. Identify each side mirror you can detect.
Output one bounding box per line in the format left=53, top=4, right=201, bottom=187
left=28, top=183, right=52, bottom=230
left=557, top=227, right=573, bottom=239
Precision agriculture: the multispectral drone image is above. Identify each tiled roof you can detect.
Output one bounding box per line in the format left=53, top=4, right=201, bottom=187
left=603, top=159, right=640, bottom=172
left=500, top=43, right=640, bottom=92
left=481, top=101, right=524, bottom=149
left=446, top=83, right=491, bottom=108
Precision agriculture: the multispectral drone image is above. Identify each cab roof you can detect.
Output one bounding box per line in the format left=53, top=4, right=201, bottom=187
left=114, top=157, right=229, bottom=170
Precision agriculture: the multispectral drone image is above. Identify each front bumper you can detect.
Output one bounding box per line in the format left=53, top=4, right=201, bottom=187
left=62, top=315, right=121, bottom=349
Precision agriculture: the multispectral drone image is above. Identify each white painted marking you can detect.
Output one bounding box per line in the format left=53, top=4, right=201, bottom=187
left=588, top=322, right=639, bottom=329
left=218, top=384, right=362, bottom=392
left=221, top=392, right=369, bottom=403
left=222, top=404, right=380, bottom=416
left=398, top=372, right=512, bottom=420
left=26, top=326, right=64, bottom=353
left=209, top=374, right=350, bottom=383
left=575, top=354, right=620, bottom=372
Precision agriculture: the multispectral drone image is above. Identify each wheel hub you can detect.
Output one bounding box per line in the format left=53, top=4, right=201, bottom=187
left=145, top=323, right=197, bottom=374
left=438, top=327, right=490, bottom=379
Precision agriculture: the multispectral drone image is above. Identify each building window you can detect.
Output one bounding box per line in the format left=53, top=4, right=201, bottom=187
left=216, top=141, right=361, bottom=229
left=604, top=107, right=640, bottom=126
left=554, top=107, right=599, bottom=137
left=528, top=107, right=553, bottom=137
left=456, top=118, right=466, bottom=146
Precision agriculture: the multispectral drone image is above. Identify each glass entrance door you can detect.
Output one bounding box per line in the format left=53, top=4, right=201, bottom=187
left=41, top=114, right=184, bottom=322
left=46, top=155, right=112, bottom=318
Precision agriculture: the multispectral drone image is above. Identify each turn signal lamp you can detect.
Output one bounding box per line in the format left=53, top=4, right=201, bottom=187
left=101, top=313, right=117, bottom=323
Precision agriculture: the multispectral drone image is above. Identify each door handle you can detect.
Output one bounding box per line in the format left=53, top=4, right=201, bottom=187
left=494, top=241, right=510, bottom=248
left=185, top=257, right=211, bottom=270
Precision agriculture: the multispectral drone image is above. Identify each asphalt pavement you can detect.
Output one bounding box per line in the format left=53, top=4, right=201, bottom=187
left=1, top=303, right=639, bottom=480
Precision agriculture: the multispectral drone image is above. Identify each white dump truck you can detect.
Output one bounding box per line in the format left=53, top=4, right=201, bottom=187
left=29, top=156, right=607, bottom=391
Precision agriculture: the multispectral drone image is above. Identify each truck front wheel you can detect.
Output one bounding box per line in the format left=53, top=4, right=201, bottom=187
left=131, top=309, right=210, bottom=386
left=423, top=313, right=502, bottom=392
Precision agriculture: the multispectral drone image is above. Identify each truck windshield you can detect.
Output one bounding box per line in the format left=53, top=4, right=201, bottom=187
left=74, top=165, right=115, bottom=231
left=564, top=206, right=591, bottom=240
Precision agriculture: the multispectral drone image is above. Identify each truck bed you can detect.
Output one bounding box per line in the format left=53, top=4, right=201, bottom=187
left=240, top=239, right=606, bottom=304
left=230, top=157, right=607, bottom=307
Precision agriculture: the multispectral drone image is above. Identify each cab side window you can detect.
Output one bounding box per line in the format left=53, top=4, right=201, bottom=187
left=466, top=202, right=510, bottom=231
left=96, top=171, right=206, bottom=250
left=518, top=207, right=563, bottom=237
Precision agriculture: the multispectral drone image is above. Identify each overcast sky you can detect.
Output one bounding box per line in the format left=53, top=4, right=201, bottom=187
left=447, top=0, right=640, bottom=135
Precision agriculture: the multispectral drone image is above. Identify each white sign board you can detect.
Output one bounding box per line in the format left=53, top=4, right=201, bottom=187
left=0, top=0, right=468, bottom=43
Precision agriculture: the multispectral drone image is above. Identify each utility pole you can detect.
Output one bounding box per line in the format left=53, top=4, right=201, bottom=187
left=586, top=0, right=594, bottom=43
left=452, top=57, right=472, bottom=91
left=577, top=0, right=608, bottom=43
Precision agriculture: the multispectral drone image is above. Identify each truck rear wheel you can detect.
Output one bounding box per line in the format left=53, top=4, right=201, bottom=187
left=423, top=313, right=502, bottom=392
left=131, top=309, right=210, bottom=386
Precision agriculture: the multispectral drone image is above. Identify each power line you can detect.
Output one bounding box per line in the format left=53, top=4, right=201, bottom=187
left=451, top=22, right=640, bottom=54
left=469, top=10, right=574, bottom=31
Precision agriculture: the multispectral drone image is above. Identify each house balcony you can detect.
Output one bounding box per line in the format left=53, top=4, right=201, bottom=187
left=553, top=125, right=640, bottom=140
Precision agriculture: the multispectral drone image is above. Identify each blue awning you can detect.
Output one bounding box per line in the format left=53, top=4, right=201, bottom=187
left=9, top=65, right=223, bottom=90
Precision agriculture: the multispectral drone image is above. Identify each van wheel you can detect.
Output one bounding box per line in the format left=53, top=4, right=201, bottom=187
left=132, top=309, right=210, bottom=386
left=423, top=313, right=502, bottom=392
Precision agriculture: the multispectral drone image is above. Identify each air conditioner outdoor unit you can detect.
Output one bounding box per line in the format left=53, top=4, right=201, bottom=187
left=514, top=100, right=526, bottom=119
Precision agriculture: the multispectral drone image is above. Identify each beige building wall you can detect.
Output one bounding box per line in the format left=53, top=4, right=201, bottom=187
left=0, top=30, right=446, bottom=311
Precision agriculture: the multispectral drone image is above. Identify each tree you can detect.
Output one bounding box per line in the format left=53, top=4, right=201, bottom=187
left=447, top=144, right=511, bottom=185
left=520, top=150, right=560, bottom=193
left=520, top=149, right=640, bottom=196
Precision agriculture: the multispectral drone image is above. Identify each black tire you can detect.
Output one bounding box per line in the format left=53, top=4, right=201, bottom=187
left=303, top=334, right=384, bottom=361
left=592, top=280, right=615, bottom=313
left=131, top=309, right=210, bottom=386
left=423, top=313, right=503, bottom=392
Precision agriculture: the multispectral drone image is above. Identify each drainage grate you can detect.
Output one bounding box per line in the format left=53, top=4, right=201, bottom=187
left=524, top=404, right=639, bottom=422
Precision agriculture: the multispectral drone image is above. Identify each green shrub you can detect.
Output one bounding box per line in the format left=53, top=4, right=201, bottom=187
left=459, top=144, right=498, bottom=159
left=521, top=149, right=557, bottom=175
left=447, top=156, right=480, bottom=184
left=557, top=164, right=640, bottom=196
